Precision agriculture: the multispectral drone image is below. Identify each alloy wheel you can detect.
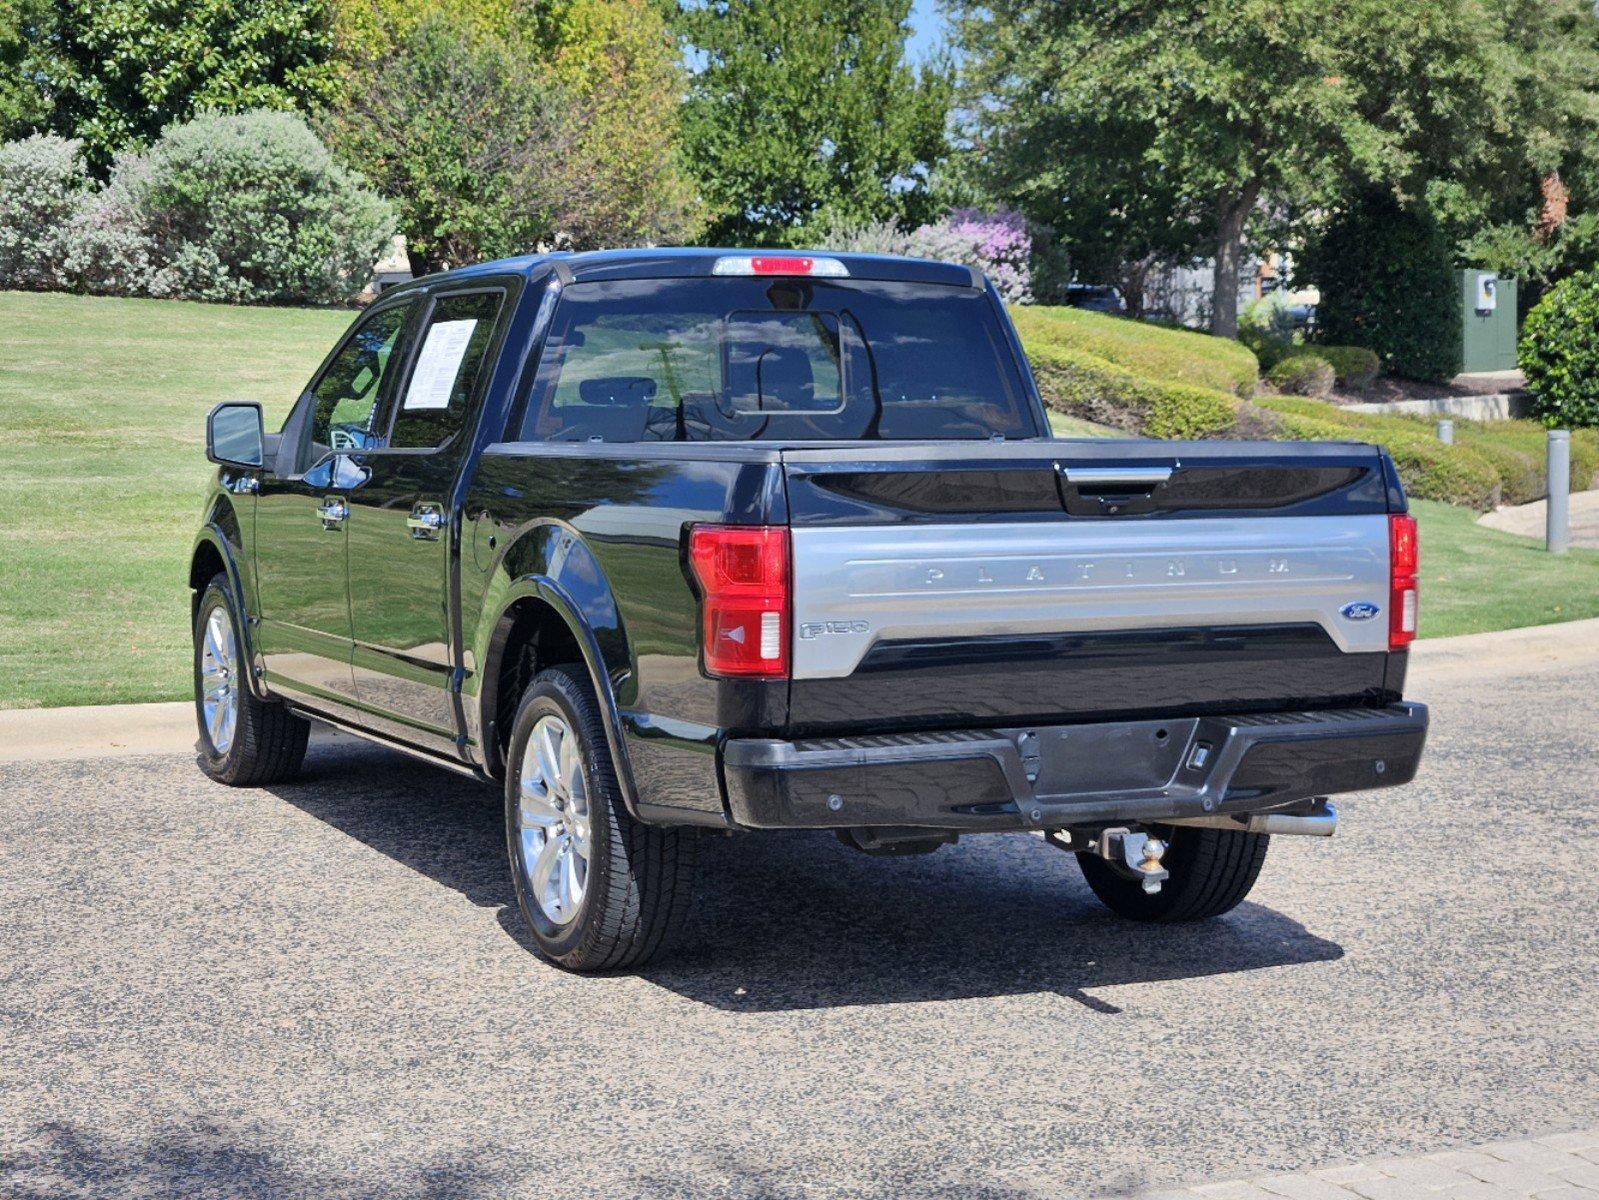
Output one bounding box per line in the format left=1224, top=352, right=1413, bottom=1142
left=199, top=606, right=239, bottom=755
left=516, top=714, right=592, bottom=926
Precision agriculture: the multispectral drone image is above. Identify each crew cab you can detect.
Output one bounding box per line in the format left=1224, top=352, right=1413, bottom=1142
left=191, top=248, right=1428, bottom=971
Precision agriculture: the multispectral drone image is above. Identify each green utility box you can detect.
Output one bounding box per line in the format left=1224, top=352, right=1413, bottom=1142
left=1457, top=269, right=1518, bottom=373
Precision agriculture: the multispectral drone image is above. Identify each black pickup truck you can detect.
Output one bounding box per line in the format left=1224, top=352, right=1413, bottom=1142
left=191, top=248, right=1428, bottom=971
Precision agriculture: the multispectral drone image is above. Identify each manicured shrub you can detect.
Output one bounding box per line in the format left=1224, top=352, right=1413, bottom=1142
left=1141, top=382, right=1240, bottom=439
left=1237, top=293, right=1297, bottom=370
left=1013, top=293, right=1580, bottom=509
left=1009, top=304, right=1257, bottom=396
left=1310, top=345, right=1381, bottom=392
left=115, top=110, right=395, bottom=305
left=1252, top=396, right=1504, bottom=509
left=1026, top=341, right=1238, bottom=439
left=0, top=135, right=90, bottom=290
left=1267, top=354, right=1335, bottom=398
left=1302, top=188, right=1461, bottom=382
left=1520, top=269, right=1599, bottom=428
left=0, top=134, right=160, bottom=295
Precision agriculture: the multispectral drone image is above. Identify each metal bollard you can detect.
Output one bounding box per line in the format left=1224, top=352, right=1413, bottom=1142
left=1547, top=429, right=1571, bottom=555
left=1436, top=418, right=1454, bottom=444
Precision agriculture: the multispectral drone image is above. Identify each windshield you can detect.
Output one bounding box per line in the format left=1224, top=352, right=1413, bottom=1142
left=516, top=277, right=1039, bottom=442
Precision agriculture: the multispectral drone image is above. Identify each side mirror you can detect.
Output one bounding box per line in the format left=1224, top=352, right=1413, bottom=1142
left=207, top=402, right=264, bottom=468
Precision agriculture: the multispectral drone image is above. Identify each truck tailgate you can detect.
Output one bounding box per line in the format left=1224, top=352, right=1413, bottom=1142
left=780, top=441, right=1402, bottom=733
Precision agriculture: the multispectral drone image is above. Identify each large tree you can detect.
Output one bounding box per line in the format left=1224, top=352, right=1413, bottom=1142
left=954, top=0, right=1516, bottom=337
left=326, top=0, right=699, bottom=262
left=24, top=0, right=340, bottom=173
left=673, top=0, right=952, bottom=246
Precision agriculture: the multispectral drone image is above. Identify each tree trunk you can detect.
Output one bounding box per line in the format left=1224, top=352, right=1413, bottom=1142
left=1119, top=251, right=1157, bottom=320
left=1210, top=180, right=1262, bottom=339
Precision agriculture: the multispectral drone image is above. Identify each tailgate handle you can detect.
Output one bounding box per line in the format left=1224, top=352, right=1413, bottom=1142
left=1059, top=466, right=1173, bottom=489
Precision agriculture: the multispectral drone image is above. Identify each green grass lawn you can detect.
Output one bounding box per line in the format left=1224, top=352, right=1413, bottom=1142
left=1048, top=412, right=1120, bottom=438
left=1408, top=499, right=1599, bottom=637
left=0, top=291, right=351, bottom=709
left=1, top=291, right=1593, bottom=710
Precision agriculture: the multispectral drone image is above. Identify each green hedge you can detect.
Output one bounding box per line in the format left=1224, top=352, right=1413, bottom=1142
left=1248, top=397, right=1599, bottom=509
left=1015, top=303, right=1595, bottom=511
left=1010, top=304, right=1258, bottom=397
left=1266, top=354, right=1335, bottom=397
left=1520, top=270, right=1599, bottom=428
left=1026, top=341, right=1240, bottom=439
left=1289, top=344, right=1381, bottom=391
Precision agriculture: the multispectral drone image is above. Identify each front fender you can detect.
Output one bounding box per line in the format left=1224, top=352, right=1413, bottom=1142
left=189, top=513, right=266, bottom=701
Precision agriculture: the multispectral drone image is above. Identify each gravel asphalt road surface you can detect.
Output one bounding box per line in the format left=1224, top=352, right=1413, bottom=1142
left=3, top=645, right=1597, bottom=1199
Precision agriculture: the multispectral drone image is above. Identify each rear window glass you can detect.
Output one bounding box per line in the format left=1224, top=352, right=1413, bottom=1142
left=517, top=277, right=1038, bottom=442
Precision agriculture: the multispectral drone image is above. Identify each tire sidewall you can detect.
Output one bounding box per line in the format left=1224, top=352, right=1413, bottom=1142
left=503, top=673, right=612, bottom=962
left=193, top=577, right=245, bottom=779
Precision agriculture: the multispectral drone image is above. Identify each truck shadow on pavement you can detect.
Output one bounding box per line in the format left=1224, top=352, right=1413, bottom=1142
left=268, top=739, right=1343, bottom=1013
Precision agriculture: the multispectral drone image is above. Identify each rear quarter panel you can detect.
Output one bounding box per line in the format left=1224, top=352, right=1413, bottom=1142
left=460, top=443, right=787, bottom=822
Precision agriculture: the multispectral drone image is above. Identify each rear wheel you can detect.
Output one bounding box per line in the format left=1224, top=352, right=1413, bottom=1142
left=1078, top=824, right=1269, bottom=921
left=505, top=665, right=696, bottom=971
left=193, top=573, right=309, bottom=786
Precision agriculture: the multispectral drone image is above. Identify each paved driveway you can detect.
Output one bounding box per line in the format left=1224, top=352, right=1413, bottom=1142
left=3, top=647, right=1597, bottom=1199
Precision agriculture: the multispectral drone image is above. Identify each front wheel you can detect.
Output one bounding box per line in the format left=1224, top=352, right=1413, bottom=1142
left=1077, top=824, right=1269, bottom=921
left=193, top=573, right=309, bottom=786
left=504, top=665, right=696, bottom=971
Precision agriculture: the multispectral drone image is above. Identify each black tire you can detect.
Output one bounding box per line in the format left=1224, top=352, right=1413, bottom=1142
left=504, top=664, right=696, bottom=971
left=193, top=573, right=309, bottom=786
left=1077, top=824, right=1269, bottom=922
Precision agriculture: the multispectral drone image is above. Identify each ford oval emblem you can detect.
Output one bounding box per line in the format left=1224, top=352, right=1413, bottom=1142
left=1341, top=601, right=1381, bottom=622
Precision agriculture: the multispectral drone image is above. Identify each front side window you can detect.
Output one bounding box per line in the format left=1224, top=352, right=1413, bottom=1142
left=388, top=291, right=504, bottom=450
left=308, top=303, right=411, bottom=459
left=518, top=277, right=1038, bottom=442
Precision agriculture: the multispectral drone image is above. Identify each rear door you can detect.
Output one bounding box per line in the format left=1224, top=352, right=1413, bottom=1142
left=344, top=286, right=510, bottom=750
left=780, top=442, right=1400, bottom=733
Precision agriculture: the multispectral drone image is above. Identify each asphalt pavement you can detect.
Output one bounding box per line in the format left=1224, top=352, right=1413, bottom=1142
left=2, top=641, right=1597, bottom=1199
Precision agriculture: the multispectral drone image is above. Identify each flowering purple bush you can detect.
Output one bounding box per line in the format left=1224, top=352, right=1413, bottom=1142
left=910, top=208, right=1033, bottom=303
left=816, top=208, right=1035, bottom=303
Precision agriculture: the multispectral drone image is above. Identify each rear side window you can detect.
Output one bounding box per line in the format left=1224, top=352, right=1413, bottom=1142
left=389, top=291, right=504, bottom=450
left=518, top=277, right=1038, bottom=442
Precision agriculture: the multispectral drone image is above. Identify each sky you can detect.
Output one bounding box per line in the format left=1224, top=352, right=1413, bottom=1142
left=905, top=0, right=950, bottom=63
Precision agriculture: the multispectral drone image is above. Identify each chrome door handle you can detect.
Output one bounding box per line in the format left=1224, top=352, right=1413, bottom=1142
left=407, top=504, right=445, bottom=540
left=316, top=497, right=348, bottom=529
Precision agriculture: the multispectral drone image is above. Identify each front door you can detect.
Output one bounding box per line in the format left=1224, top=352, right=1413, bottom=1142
left=346, top=287, right=509, bottom=748
left=253, top=301, right=414, bottom=706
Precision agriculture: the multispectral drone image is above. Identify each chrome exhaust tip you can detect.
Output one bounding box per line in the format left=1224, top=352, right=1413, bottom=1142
left=1165, top=799, right=1338, bottom=837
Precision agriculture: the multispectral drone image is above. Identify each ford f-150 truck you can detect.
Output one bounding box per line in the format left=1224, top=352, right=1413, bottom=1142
left=192, top=248, right=1428, bottom=971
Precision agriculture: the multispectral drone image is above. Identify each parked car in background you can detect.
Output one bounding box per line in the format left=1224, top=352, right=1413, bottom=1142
left=1065, top=283, right=1127, bottom=314
left=190, top=248, right=1429, bottom=973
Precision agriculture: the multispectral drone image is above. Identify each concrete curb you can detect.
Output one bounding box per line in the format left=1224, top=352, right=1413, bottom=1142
left=3, top=618, right=1597, bottom=764
left=1114, top=1126, right=1599, bottom=1200
left=1407, top=616, right=1599, bottom=683
left=0, top=701, right=349, bottom=765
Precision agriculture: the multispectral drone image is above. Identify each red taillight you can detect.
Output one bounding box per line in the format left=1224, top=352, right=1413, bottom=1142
left=751, top=256, right=814, bottom=275
left=1389, top=513, right=1418, bottom=649
left=688, top=525, right=790, bottom=678
left=710, top=255, right=849, bottom=278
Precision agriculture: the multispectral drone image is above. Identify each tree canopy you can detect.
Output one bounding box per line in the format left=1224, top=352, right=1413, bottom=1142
left=673, top=0, right=952, bottom=246
left=17, top=0, right=340, bottom=172
left=953, top=0, right=1599, bottom=336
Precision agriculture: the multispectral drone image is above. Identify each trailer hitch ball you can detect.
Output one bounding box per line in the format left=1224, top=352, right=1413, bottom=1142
left=1097, top=827, right=1171, bottom=895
